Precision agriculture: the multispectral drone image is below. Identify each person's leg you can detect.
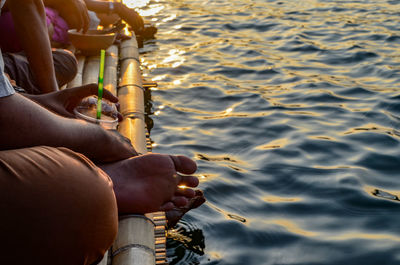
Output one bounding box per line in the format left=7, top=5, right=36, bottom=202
left=99, top=153, right=200, bottom=214
left=2, top=49, right=78, bottom=94
left=52, top=49, right=78, bottom=87
left=0, top=146, right=117, bottom=265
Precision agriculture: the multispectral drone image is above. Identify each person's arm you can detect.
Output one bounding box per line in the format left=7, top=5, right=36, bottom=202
left=0, top=93, right=136, bottom=162
left=43, top=0, right=90, bottom=32
left=7, top=0, right=59, bottom=93
left=84, top=0, right=144, bottom=33
left=23, top=83, right=123, bottom=120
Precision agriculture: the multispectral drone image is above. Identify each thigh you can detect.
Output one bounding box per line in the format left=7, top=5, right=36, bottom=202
left=0, top=146, right=117, bottom=265
left=2, top=49, right=78, bottom=94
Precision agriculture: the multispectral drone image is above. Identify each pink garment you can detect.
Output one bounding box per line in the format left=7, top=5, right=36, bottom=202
left=0, top=7, right=69, bottom=53
left=45, top=7, right=69, bottom=44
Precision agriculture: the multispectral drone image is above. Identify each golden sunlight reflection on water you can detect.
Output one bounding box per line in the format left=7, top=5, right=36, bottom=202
left=162, top=49, right=186, bottom=68
left=121, top=0, right=400, bottom=263
left=122, top=0, right=164, bottom=16
left=328, top=232, right=400, bottom=242
left=122, top=0, right=150, bottom=8
left=262, top=195, right=302, bottom=203
left=270, top=219, right=317, bottom=237
left=256, top=138, right=289, bottom=150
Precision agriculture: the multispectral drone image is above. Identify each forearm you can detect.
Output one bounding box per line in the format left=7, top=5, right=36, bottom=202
left=0, top=93, right=102, bottom=155
left=7, top=0, right=58, bottom=93
left=84, top=0, right=116, bottom=13
left=84, top=0, right=143, bottom=32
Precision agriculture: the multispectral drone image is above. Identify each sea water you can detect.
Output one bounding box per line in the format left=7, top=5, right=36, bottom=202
left=135, top=0, right=400, bottom=264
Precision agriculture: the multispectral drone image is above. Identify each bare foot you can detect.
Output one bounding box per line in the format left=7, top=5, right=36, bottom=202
left=100, top=153, right=199, bottom=214
left=166, top=190, right=206, bottom=228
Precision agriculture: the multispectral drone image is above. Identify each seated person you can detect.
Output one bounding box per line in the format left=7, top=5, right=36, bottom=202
left=2, top=48, right=77, bottom=94
left=0, top=0, right=152, bottom=94
left=0, top=0, right=148, bottom=51
left=0, top=0, right=85, bottom=93
left=0, top=1, right=204, bottom=264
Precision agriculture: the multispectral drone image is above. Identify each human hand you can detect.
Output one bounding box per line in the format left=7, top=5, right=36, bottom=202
left=100, top=154, right=199, bottom=214
left=115, top=3, right=144, bottom=34
left=57, top=0, right=90, bottom=32
left=27, top=83, right=122, bottom=120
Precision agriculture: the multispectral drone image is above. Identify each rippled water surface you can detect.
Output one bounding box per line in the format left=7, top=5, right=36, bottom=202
left=134, top=0, right=400, bottom=264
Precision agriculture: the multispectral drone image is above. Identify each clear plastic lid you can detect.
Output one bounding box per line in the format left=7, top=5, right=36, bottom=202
left=74, top=97, right=118, bottom=130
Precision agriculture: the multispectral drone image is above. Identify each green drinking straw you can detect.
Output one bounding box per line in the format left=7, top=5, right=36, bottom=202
left=96, top=49, right=106, bottom=119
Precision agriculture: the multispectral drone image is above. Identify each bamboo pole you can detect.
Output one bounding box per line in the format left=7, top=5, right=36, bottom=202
left=82, top=56, right=100, bottom=85
left=113, top=35, right=156, bottom=265
left=80, top=53, right=110, bottom=265
left=77, top=36, right=167, bottom=265
left=67, top=55, right=85, bottom=88
left=104, top=45, right=119, bottom=96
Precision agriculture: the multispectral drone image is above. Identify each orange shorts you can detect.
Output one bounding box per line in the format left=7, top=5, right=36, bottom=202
left=0, top=146, right=117, bottom=264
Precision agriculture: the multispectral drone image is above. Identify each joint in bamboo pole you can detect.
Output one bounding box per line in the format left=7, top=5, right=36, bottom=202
left=118, top=83, right=145, bottom=91
left=119, top=214, right=156, bottom=226
left=120, top=56, right=141, bottom=64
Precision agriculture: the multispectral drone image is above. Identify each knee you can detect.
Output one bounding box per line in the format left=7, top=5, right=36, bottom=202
left=45, top=147, right=119, bottom=262
left=55, top=148, right=118, bottom=261
left=52, top=49, right=78, bottom=86
left=51, top=157, right=118, bottom=263
left=0, top=146, right=118, bottom=264
left=81, top=171, right=118, bottom=262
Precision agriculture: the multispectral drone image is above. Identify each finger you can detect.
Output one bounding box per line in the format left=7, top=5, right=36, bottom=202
left=102, top=88, right=119, bottom=103
left=82, top=7, right=90, bottom=33
left=75, top=0, right=89, bottom=33
left=115, top=103, right=123, bottom=121
left=70, top=84, right=118, bottom=103
left=73, top=6, right=84, bottom=32
left=169, top=155, right=197, bottom=174
left=70, top=83, right=98, bottom=98
left=65, top=84, right=97, bottom=111
left=116, top=33, right=132, bottom=41
left=117, top=112, right=123, bottom=122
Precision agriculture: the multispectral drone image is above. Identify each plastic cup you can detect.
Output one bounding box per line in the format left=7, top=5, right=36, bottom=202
left=74, top=97, right=118, bottom=130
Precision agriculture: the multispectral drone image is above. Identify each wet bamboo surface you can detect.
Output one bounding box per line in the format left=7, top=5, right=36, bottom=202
left=70, top=35, right=167, bottom=265
left=113, top=36, right=155, bottom=265
left=66, top=55, right=85, bottom=88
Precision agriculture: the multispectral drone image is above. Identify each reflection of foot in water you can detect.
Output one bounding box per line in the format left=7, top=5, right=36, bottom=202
left=167, top=220, right=205, bottom=265
left=166, top=190, right=206, bottom=228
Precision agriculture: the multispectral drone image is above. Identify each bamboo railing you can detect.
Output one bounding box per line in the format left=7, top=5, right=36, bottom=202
left=69, top=35, right=167, bottom=265
left=113, top=36, right=156, bottom=265
left=66, top=55, right=85, bottom=89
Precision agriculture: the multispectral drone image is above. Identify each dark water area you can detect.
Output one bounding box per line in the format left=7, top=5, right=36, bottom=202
left=136, top=0, right=400, bottom=264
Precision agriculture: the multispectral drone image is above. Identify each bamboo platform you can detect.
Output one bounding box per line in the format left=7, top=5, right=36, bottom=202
left=67, top=35, right=167, bottom=265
